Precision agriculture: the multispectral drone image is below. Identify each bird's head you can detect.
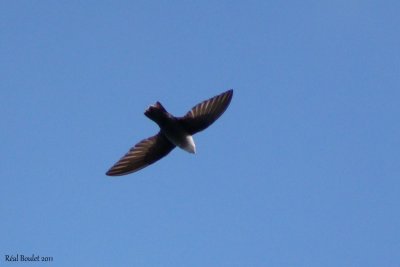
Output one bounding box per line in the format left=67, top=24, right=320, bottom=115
left=144, top=101, right=168, bottom=122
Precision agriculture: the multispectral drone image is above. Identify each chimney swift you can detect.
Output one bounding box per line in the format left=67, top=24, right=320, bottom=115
left=106, top=89, right=233, bottom=176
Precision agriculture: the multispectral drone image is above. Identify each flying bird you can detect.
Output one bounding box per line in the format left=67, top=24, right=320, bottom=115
left=106, top=89, right=233, bottom=176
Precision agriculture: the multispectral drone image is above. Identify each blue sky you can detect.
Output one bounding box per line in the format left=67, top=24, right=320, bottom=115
left=1, top=1, right=399, bottom=266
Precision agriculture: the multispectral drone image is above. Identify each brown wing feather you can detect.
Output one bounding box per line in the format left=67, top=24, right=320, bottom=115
left=106, top=132, right=175, bottom=176
left=179, top=89, right=233, bottom=135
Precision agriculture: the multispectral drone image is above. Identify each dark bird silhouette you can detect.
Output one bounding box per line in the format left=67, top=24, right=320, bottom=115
left=106, top=89, right=233, bottom=176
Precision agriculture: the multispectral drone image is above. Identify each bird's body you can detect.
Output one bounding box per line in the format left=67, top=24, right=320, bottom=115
left=106, top=89, right=233, bottom=176
left=145, top=102, right=196, bottom=153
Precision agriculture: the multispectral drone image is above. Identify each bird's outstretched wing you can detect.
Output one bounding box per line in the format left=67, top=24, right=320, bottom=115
left=179, top=89, right=233, bottom=135
left=106, top=132, right=175, bottom=176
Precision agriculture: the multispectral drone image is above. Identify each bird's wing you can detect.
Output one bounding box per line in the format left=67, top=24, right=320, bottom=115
left=106, top=132, right=175, bottom=176
left=179, top=89, right=233, bottom=135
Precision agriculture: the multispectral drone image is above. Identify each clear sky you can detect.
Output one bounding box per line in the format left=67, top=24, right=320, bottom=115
left=1, top=1, right=399, bottom=266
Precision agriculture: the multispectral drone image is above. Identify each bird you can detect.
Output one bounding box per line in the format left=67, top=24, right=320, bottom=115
left=106, top=89, right=233, bottom=176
